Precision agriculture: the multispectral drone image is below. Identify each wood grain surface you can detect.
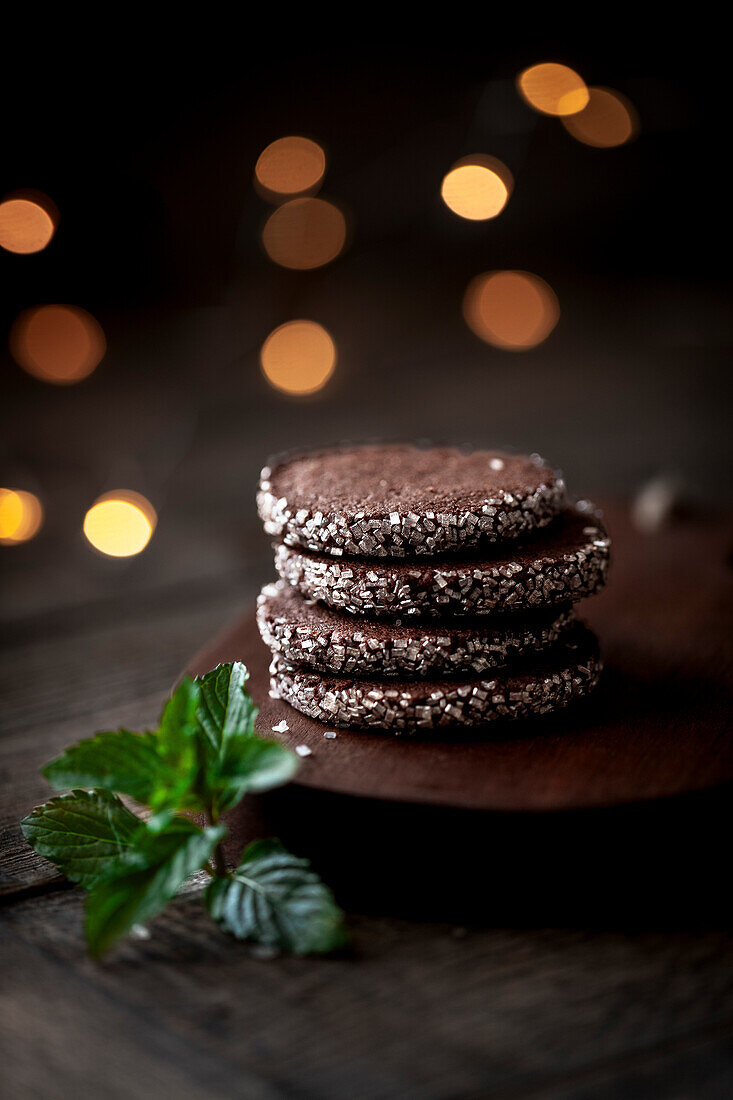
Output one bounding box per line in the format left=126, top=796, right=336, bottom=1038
left=2, top=502, right=733, bottom=1099
left=188, top=504, right=733, bottom=811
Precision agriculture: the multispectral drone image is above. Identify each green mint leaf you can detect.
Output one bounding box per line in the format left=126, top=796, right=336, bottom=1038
left=194, top=662, right=254, bottom=757
left=193, top=662, right=299, bottom=813
left=43, top=679, right=207, bottom=814
left=21, top=789, right=142, bottom=888
left=150, top=677, right=203, bottom=812
left=209, top=736, right=300, bottom=813
left=158, top=675, right=200, bottom=751
left=86, top=817, right=224, bottom=956
left=43, top=730, right=164, bottom=804
left=205, top=839, right=348, bottom=955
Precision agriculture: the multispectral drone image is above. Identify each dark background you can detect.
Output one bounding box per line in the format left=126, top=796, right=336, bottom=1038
left=2, top=31, right=731, bottom=626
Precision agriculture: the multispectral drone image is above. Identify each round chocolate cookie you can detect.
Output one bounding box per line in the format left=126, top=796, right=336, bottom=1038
left=258, top=443, right=565, bottom=558
left=269, top=623, right=602, bottom=732
left=257, top=580, right=575, bottom=678
left=274, top=505, right=610, bottom=619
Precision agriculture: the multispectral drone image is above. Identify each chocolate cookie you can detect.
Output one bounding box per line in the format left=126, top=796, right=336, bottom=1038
left=274, top=505, right=609, bottom=619
left=257, top=580, right=575, bottom=677
left=269, top=623, right=602, bottom=732
left=258, top=444, right=565, bottom=558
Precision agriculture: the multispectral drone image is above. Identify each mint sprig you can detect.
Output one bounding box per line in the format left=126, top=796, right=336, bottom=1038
left=21, top=662, right=347, bottom=957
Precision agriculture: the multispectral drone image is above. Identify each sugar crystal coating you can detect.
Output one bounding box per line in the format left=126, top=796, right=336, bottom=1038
left=257, top=579, right=575, bottom=677
left=274, top=506, right=609, bottom=619
left=269, top=624, right=602, bottom=732
left=258, top=444, right=565, bottom=559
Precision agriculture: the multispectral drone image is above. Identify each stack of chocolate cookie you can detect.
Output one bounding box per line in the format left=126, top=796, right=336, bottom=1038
left=256, top=444, right=609, bottom=733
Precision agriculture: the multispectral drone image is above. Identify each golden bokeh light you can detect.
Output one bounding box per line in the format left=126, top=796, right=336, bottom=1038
left=517, top=63, right=589, bottom=116
left=0, top=489, right=43, bottom=545
left=463, top=270, right=560, bottom=350
left=255, top=137, right=326, bottom=200
left=262, top=197, right=347, bottom=269
left=562, top=87, right=638, bottom=147
left=261, top=320, right=336, bottom=395
left=10, top=304, right=106, bottom=384
left=83, top=491, right=157, bottom=558
left=0, top=195, right=57, bottom=254
left=441, top=156, right=513, bottom=221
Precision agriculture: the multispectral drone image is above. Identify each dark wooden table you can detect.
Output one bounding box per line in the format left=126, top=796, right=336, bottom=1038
left=2, top=502, right=733, bottom=1099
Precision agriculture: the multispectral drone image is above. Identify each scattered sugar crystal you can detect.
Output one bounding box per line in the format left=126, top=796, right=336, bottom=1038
left=272, top=720, right=289, bottom=733
left=295, top=744, right=312, bottom=757
left=323, top=730, right=338, bottom=739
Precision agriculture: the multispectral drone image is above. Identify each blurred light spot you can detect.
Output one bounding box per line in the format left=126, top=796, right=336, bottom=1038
left=262, top=197, right=346, bottom=269
left=441, top=156, right=513, bottom=220
left=10, top=305, right=106, bottom=384
left=83, top=491, right=156, bottom=557
left=0, top=194, right=57, bottom=254
left=632, top=476, right=680, bottom=532
left=562, top=87, right=638, bottom=147
left=255, top=137, right=326, bottom=200
left=261, top=320, right=336, bottom=395
left=517, top=63, right=589, bottom=116
left=0, top=488, right=43, bottom=545
left=463, top=270, right=560, bottom=350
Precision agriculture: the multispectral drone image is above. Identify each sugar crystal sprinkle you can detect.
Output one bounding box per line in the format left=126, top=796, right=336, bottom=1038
left=272, top=720, right=290, bottom=733
left=257, top=581, right=576, bottom=679
left=270, top=637, right=602, bottom=732
left=295, top=744, right=312, bottom=757
left=274, top=512, right=609, bottom=620
left=258, top=450, right=565, bottom=558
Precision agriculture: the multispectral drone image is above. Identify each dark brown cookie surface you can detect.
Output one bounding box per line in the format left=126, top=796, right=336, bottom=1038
left=270, top=623, right=602, bottom=732
left=257, top=579, right=575, bottom=677
left=274, top=505, right=610, bottom=619
left=258, top=444, right=565, bottom=558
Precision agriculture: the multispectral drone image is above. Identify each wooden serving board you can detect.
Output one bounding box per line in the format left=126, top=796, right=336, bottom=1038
left=186, top=503, right=733, bottom=812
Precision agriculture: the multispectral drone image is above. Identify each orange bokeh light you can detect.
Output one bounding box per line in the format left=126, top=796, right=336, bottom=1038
left=83, top=490, right=157, bottom=558
left=10, top=305, right=106, bottom=384
left=463, top=270, right=560, bottom=350
left=517, top=63, right=589, bottom=117
left=262, top=197, right=347, bottom=269
left=0, top=488, right=44, bottom=545
left=255, top=136, right=326, bottom=201
left=562, top=87, right=638, bottom=147
left=441, top=156, right=513, bottom=221
left=261, top=320, right=336, bottom=395
left=0, top=193, right=57, bottom=254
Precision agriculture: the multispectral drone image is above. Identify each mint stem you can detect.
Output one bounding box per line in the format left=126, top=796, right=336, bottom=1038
left=207, top=808, right=228, bottom=878
left=213, top=846, right=227, bottom=877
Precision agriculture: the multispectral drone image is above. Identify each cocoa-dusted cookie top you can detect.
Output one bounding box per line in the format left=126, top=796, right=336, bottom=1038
left=257, top=579, right=575, bottom=678
left=258, top=444, right=565, bottom=558
left=270, top=622, right=602, bottom=732
left=275, top=504, right=610, bottom=619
